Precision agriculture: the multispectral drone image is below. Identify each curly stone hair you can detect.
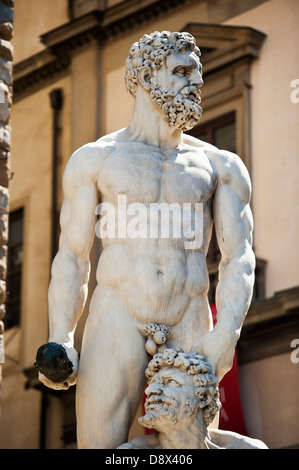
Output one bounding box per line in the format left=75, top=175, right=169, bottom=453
left=124, top=30, right=201, bottom=96
left=145, top=348, right=221, bottom=425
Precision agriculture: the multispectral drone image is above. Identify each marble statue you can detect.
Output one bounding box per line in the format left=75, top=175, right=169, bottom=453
left=35, top=31, right=256, bottom=449
left=118, top=348, right=268, bottom=449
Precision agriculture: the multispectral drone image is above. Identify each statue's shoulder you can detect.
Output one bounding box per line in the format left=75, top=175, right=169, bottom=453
left=183, top=132, right=248, bottom=179
left=63, top=128, right=129, bottom=188
left=96, top=127, right=129, bottom=146
left=183, top=132, right=251, bottom=202
left=209, top=429, right=268, bottom=449
left=117, top=433, right=160, bottom=449
left=70, top=127, right=129, bottom=163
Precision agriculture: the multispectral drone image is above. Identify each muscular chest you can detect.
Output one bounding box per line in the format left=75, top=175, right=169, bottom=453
left=97, top=144, right=216, bottom=205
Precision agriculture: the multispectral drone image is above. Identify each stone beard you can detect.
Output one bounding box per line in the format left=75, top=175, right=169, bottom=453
left=139, top=394, right=179, bottom=429
left=139, top=394, right=199, bottom=429
left=149, top=76, right=202, bottom=131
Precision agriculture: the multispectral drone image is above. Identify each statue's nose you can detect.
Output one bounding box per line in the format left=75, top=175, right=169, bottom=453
left=145, top=382, right=163, bottom=396
left=190, top=72, right=203, bottom=87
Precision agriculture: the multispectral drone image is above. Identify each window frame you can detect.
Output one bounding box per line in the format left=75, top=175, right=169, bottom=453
left=5, top=207, right=24, bottom=330
left=190, top=111, right=236, bottom=152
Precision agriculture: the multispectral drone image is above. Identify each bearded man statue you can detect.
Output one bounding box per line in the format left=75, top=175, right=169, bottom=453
left=36, top=31, right=256, bottom=449
left=118, top=349, right=268, bottom=450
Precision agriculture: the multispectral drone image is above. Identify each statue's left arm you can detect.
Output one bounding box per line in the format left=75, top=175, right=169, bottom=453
left=192, top=150, right=255, bottom=381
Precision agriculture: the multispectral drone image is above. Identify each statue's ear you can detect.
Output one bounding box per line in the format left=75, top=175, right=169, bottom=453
left=139, top=66, right=152, bottom=91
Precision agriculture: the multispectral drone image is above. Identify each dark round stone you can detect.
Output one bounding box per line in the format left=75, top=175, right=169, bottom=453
left=34, top=342, right=73, bottom=383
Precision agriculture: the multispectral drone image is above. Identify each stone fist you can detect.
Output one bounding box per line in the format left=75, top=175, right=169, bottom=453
left=34, top=342, right=78, bottom=390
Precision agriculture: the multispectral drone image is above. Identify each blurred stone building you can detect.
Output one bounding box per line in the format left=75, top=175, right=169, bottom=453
left=0, top=0, right=13, bottom=405
left=0, top=0, right=298, bottom=449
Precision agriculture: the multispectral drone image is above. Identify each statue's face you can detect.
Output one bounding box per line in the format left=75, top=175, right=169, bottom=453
left=149, top=50, right=203, bottom=131
left=139, top=367, right=198, bottom=430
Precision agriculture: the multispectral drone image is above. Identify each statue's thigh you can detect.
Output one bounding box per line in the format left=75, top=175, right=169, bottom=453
left=76, top=286, right=148, bottom=448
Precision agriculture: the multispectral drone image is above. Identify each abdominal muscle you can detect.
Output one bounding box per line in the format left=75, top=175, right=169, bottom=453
left=96, top=238, right=210, bottom=326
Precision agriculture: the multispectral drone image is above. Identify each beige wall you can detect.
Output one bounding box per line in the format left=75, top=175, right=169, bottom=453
left=239, top=352, right=299, bottom=448
left=12, top=0, right=69, bottom=63
left=71, top=44, right=102, bottom=150
left=224, top=0, right=299, bottom=297
left=0, top=373, right=41, bottom=448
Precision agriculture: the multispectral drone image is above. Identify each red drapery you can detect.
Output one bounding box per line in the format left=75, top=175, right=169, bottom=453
left=210, top=303, right=247, bottom=435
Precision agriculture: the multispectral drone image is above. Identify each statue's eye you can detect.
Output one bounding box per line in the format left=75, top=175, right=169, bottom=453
left=175, top=67, right=186, bottom=76
left=167, top=378, right=180, bottom=386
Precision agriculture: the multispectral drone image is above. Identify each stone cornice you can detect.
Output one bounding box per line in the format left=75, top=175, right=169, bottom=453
left=39, top=10, right=103, bottom=54
left=237, top=286, right=299, bottom=365
left=183, top=22, right=267, bottom=75
left=13, top=0, right=198, bottom=100
left=40, top=0, right=198, bottom=52
left=13, top=49, right=70, bottom=101
left=246, top=286, right=299, bottom=327
left=13, top=18, right=266, bottom=102
left=13, top=6, right=267, bottom=102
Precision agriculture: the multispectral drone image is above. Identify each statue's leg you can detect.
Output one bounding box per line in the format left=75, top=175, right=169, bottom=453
left=76, top=285, right=148, bottom=449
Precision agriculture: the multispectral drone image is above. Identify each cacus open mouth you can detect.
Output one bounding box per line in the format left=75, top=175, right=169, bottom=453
left=145, top=394, right=178, bottom=410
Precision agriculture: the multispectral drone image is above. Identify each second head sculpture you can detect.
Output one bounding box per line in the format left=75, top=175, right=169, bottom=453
left=119, top=348, right=268, bottom=450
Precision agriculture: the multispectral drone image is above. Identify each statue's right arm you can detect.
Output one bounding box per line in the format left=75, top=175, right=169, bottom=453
left=39, top=143, right=103, bottom=389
